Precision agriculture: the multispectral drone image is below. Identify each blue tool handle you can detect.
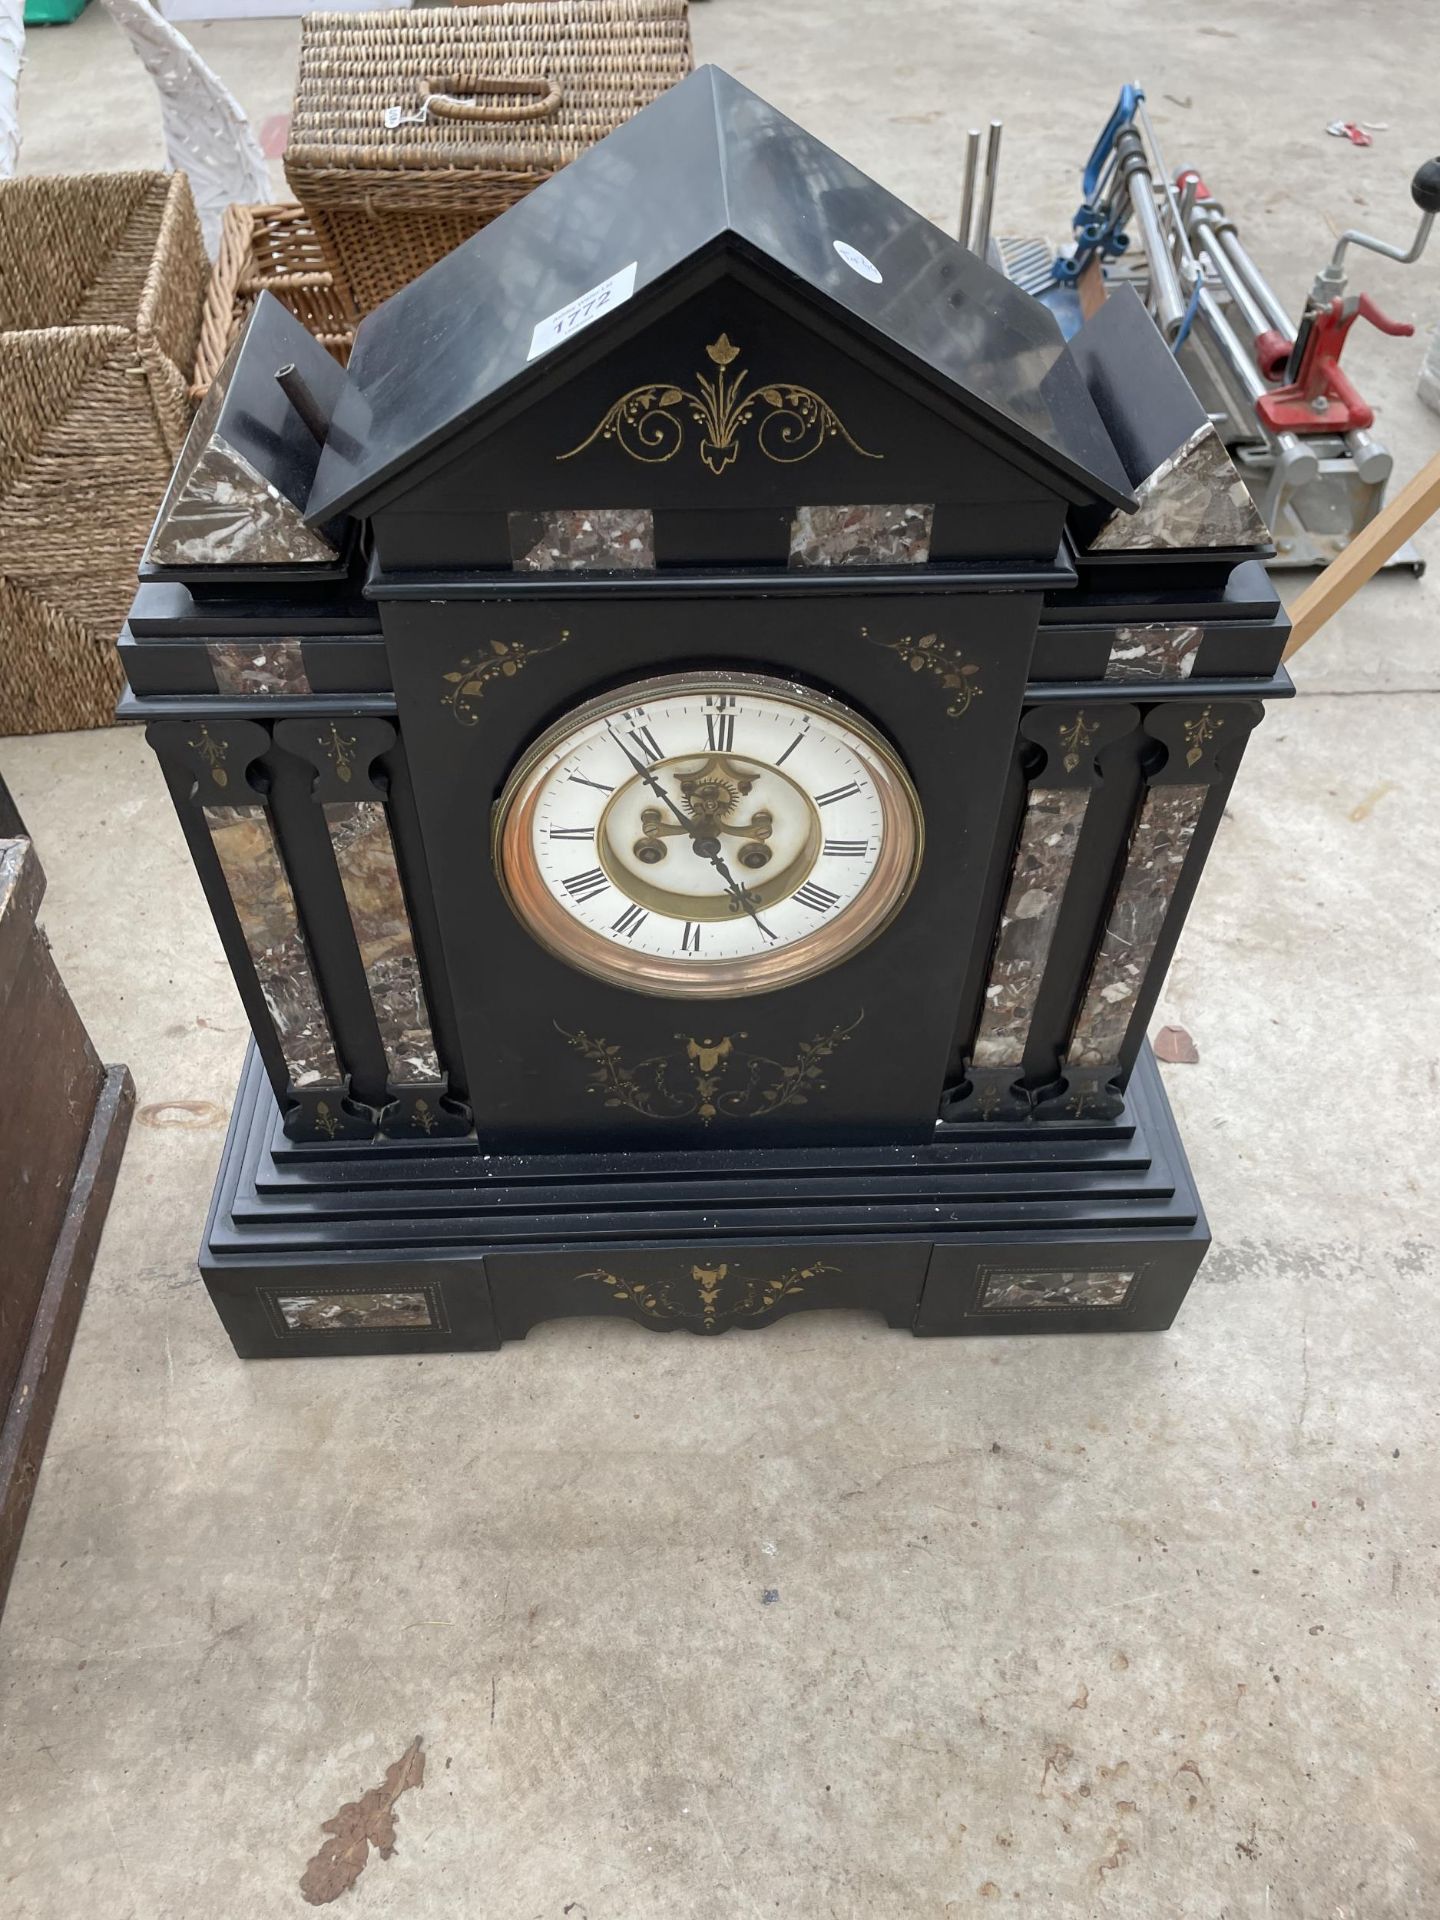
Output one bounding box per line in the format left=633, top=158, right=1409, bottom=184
left=1081, top=83, right=1143, bottom=201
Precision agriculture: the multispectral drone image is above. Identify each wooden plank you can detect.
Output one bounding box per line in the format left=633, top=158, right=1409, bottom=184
left=1282, top=450, right=1440, bottom=661
left=1077, top=254, right=1108, bottom=321
left=0, top=1065, right=134, bottom=1619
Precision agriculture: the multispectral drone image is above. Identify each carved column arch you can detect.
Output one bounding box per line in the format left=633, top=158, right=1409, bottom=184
left=146, top=717, right=372, bottom=1140
left=1038, top=698, right=1265, bottom=1120
left=952, top=702, right=1139, bottom=1119
left=273, top=717, right=469, bottom=1139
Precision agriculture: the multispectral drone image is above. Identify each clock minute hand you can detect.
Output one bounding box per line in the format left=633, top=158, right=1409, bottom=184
left=603, top=725, right=779, bottom=943
left=603, top=724, right=692, bottom=832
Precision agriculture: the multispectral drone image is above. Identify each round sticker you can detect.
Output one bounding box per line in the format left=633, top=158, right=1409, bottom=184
left=832, top=239, right=883, bottom=284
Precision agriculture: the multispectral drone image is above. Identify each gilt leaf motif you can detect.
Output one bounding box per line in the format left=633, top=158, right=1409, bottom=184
left=440, top=632, right=570, bottom=726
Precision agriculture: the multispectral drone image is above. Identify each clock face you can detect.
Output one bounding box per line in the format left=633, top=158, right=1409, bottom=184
left=494, top=671, right=924, bottom=998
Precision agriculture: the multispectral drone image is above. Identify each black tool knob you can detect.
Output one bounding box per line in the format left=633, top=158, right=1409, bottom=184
left=1412, top=158, right=1440, bottom=213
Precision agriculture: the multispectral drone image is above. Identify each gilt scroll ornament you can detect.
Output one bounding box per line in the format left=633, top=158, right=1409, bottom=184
left=556, top=1015, right=863, bottom=1124
left=578, top=1257, right=839, bottom=1331
left=558, top=333, right=881, bottom=476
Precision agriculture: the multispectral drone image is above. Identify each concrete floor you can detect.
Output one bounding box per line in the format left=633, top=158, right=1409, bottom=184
left=4, top=2, right=1440, bottom=1915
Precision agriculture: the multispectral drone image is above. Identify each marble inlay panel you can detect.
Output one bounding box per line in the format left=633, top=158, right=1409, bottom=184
left=971, top=787, right=1089, bottom=1069
left=275, top=1290, right=434, bottom=1332
left=151, top=433, right=338, bottom=568
left=324, top=800, right=441, bottom=1083
left=0, top=837, right=25, bottom=907
left=789, top=503, right=933, bottom=567
left=1089, top=423, right=1270, bottom=552
left=509, top=507, right=655, bottom=571
left=978, top=1268, right=1136, bottom=1312
left=1103, top=624, right=1202, bottom=683
left=1067, top=785, right=1207, bottom=1068
left=203, top=803, right=339, bottom=1086
left=207, top=641, right=312, bottom=696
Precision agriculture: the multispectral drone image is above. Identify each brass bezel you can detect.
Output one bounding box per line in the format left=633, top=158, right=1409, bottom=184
left=493, top=670, right=925, bottom=999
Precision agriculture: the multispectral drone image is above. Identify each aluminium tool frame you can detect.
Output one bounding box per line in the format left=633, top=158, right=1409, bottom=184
left=983, top=87, right=1440, bottom=570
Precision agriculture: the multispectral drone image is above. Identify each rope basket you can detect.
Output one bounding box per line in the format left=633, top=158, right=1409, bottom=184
left=284, top=2, right=693, bottom=314
left=193, top=203, right=360, bottom=399
left=0, top=171, right=207, bottom=736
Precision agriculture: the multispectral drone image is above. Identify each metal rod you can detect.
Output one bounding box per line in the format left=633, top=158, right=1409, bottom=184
left=1210, top=221, right=1294, bottom=336
left=974, top=119, right=1002, bottom=259
left=275, top=363, right=328, bottom=445
left=1343, top=428, right=1392, bottom=484
left=1114, top=127, right=1187, bottom=336
left=1329, top=209, right=1435, bottom=275
left=1134, top=94, right=1199, bottom=280
left=1192, top=223, right=1271, bottom=339
left=1315, top=210, right=1435, bottom=304
left=1196, top=288, right=1266, bottom=403
left=958, top=126, right=981, bottom=249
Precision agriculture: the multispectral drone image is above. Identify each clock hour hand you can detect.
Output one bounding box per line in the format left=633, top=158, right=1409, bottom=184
left=603, top=724, right=779, bottom=942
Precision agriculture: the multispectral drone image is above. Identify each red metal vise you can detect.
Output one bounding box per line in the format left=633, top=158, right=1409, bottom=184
left=1255, top=292, right=1413, bottom=433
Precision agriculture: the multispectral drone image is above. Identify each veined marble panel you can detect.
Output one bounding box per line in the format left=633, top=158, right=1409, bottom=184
left=203, top=803, right=339, bottom=1086
left=151, top=365, right=338, bottom=568
left=1089, top=423, right=1270, bottom=552
left=207, top=641, right=312, bottom=696
left=978, top=1268, right=1136, bottom=1312
left=509, top=507, right=655, bottom=571
left=971, top=787, right=1089, bottom=1069
left=324, top=800, right=441, bottom=1084
left=275, top=1290, right=434, bottom=1332
left=1103, top=624, right=1202, bottom=683
left=1067, top=785, right=1207, bottom=1068
left=0, top=837, right=24, bottom=906
left=789, top=503, right=932, bottom=567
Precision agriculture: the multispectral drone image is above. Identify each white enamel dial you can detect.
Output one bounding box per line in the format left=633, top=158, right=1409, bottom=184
left=494, top=671, right=923, bottom=998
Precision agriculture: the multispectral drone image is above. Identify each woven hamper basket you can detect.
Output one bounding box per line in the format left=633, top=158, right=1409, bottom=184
left=284, top=1, right=693, bottom=315
left=0, top=171, right=207, bottom=736
left=193, top=203, right=360, bottom=399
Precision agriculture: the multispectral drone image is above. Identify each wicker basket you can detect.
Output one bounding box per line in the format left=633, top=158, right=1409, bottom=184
left=284, top=2, right=693, bottom=315
left=0, top=171, right=207, bottom=736
left=193, top=203, right=360, bottom=400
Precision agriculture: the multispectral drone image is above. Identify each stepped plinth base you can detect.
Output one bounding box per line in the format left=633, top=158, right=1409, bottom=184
left=201, top=1043, right=1208, bottom=1356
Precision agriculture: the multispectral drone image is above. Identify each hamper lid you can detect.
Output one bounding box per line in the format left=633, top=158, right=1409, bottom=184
left=285, top=2, right=694, bottom=176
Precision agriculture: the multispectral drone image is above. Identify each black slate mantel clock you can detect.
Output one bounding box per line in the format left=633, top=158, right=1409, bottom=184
left=127, top=67, right=1291, bottom=1355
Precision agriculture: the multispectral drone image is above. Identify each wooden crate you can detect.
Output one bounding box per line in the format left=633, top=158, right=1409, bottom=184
left=0, top=807, right=132, bottom=1618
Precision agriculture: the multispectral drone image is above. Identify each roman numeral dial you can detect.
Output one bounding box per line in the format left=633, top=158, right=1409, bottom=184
left=495, top=670, right=923, bottom=999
